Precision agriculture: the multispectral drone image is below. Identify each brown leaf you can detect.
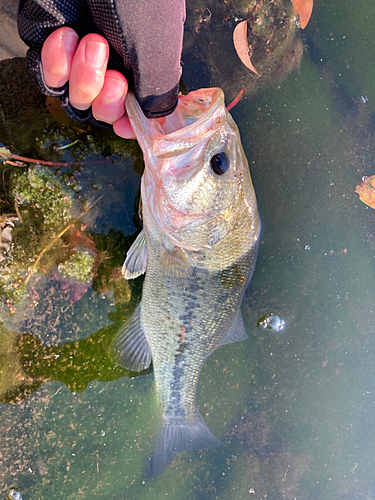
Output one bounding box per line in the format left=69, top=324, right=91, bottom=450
left=354, top=176, right=375, bottom=209
left=291, top=0, right=313, bottom=29
left=233, top=20, right=260, bottom=76
left=70, top=228, right=97, bottom=254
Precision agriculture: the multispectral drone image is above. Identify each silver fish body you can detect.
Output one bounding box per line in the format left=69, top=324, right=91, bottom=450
left=113, top=88, right=260, bottom=476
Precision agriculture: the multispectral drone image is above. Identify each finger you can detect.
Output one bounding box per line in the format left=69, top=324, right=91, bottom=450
left=41, top=27, right=79, bottom=88
left=69, top=34, right=109, bottom=110
left=113, top=114, right=136, bottom=140
left=92, top=70, right=128, bottom=124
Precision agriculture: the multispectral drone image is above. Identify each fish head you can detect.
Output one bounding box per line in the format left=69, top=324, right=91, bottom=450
left=125, top=88, right=259, bottom=252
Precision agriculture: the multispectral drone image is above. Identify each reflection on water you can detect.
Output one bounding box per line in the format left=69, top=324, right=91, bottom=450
left=1, top=0, right=375, bottom=497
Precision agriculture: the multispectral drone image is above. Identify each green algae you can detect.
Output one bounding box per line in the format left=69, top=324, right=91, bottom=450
left=57, top=249, right=96, bottom=285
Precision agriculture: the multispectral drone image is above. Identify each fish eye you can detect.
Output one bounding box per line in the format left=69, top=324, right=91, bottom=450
left=210, top=152, right=229, bottom=175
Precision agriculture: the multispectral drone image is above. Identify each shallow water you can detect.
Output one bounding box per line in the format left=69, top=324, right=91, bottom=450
left=1, top=0, right=375, bottom=498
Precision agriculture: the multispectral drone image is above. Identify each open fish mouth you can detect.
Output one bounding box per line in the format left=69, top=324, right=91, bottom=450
left=125, top=88, right=227, bottom=161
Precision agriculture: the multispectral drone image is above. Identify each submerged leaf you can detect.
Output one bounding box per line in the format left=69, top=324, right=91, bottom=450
left=233, top=20, right=260, bottom=76
left=354, top=176, right=375, bottom=209
left=291, top=0, right=313, bottom=29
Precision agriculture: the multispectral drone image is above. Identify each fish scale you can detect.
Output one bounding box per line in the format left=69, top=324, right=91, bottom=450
left=113, top=88, right=260, bottom=476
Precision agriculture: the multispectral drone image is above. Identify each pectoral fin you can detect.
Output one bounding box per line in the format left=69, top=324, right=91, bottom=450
left=122, top=230, right=148, bottom=279
left=112, top=304, right=152, bottom=372
left=161, top=244, right=196, bottom=288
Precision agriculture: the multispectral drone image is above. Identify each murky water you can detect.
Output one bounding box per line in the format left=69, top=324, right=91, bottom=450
left=1, top=0, right=375, bottom=498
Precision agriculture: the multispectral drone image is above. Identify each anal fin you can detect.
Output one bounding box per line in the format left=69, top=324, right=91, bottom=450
left=112, top=304, right=152, bottom=372
left=219, top=310, right=248, bottom=346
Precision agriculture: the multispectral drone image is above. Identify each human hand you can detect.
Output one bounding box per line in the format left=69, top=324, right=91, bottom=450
left=41, top=27, right=136, bottom=139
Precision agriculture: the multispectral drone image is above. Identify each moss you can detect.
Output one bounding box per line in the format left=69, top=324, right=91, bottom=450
left=0, top=327, right=25, bottom=400
left=0, top=319, right=150, bottom=402
left=12, top=165, right=73, bottom=226
left=57, top=248, right=96, bottom=284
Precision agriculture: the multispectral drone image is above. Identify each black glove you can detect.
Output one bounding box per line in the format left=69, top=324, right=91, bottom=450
left=18, top=0, right=185, bottom=121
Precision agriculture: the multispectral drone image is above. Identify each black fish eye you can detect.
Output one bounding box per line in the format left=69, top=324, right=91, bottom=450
left=210, top=152, right=229, bottom=175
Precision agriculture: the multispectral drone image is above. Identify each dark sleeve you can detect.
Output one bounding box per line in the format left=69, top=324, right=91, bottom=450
left=17, top=0, right=185, bottom=119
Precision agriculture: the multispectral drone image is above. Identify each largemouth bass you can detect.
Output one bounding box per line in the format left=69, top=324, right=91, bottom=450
left=113, top=88, right=260, bottom=476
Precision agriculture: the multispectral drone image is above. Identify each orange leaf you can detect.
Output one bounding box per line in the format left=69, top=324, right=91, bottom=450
left=233, top=20, right=260, bottom=76
left=354, top=176, right=375, bottom=209
left=291, top=0, right=313, bottom=29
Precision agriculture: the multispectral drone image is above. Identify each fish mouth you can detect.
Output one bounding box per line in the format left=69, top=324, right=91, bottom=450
left=125, top=88, right=226, bottom=158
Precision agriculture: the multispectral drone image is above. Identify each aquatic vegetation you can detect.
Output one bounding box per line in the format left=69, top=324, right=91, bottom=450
left=13, top=165, right=73, bottom=225
left=0, top=308, right=150, bottom=403
left=0, top=164, right=79, bottom=306
left=0, top=62, right=145, bottom=311
left=57, top=247, right=96, bottom=284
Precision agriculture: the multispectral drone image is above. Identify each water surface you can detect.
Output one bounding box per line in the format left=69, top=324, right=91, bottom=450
left=1, top=0, right=375, bottom=498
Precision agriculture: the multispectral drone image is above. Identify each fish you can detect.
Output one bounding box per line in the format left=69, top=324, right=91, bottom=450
left=113, top=88, right=260, bottom=477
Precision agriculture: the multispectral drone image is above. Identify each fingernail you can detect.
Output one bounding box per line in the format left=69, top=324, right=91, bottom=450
left=61, top=30, right=78, bottom=53
left=84, top=41, right=107, bottom=69
left=103, top=77, right=126, bottom=99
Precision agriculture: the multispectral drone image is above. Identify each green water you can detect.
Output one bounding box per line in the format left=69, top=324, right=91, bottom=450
left=1, top=0, right=375, bottom=498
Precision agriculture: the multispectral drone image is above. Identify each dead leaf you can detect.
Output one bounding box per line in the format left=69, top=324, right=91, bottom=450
left=69, top=228, right=97, bottom=254
left=354, top=175, right=375, bottom=209
left=233, top=20, right=260, bottom=76
left=291, top=0, right=313, bottom=29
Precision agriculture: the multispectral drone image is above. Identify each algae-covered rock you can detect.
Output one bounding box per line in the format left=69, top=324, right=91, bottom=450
left=0, top=58, right=144, bottom=311
left=57, top=247, right=96, bottom=284
left=13, top=165, right=74, bottom=226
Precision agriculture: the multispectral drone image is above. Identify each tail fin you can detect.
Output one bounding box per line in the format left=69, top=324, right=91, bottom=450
left=146, top=410, right=222, bottom=478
